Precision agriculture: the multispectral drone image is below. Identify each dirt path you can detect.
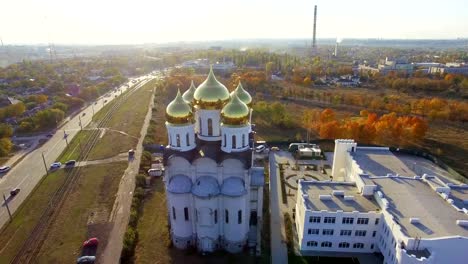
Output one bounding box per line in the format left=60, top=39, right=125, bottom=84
left=99, top=85, right=155, bottom=264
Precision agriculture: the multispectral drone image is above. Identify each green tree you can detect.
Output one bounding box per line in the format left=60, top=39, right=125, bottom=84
left=0, top=138, right=13, bottom=157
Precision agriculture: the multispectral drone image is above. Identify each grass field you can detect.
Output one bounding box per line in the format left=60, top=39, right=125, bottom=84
left=88, top=81, right=154, bottom=160
left=0, top=170, right=67, bottom=262
left=35, top=162, right=127, bottom=263
left=57, top=130, right=93, bottom=163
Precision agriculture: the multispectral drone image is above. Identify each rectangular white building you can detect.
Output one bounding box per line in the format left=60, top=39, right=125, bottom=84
left=295, top=139, right=468, bottom=264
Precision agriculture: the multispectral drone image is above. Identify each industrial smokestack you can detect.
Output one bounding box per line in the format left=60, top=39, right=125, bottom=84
left=312, top=5, right=317, bottom=52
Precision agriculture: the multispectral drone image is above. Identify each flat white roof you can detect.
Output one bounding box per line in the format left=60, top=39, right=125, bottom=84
left=300, top=181, right=380, bottom=212
left=370, top=176, right=468, bottom=238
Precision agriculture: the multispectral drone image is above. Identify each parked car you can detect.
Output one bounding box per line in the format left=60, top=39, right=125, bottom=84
left=76, top=255, right=96, bottom=264
left=46, top=133, right=54, bottom=138
left=10, top=188, right=20, bottom=196
left=128, top=149, right=135, bottom=157
left=0, top=166, right=11, bottom=173
left=83, top=237, right=99, bottom=247
left=255, top=145, right=266, bottom=153
left=50, top=162, right=62, bottom=169
left=65, top=160, right=76, bottom=167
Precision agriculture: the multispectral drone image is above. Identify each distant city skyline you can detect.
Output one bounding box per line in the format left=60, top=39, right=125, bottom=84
left=1, top=0, right=467, bottom=45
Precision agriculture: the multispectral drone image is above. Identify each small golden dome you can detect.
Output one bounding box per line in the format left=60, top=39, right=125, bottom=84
left=193, top=66, right=230, bottom=109
left=230, top=81, right=252, bottom=107
left=221, top=93, right=250, bottom=125
left=166, top=89, right=194, bottom=124
left=182, top=80, right=196, bottom=104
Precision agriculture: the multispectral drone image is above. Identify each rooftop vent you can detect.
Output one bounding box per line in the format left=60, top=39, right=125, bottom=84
left=332, top=190, right=345, bottom=196
left=410, top=218, right=421, bottom=224
left=319, top=195, right=332, bottom=201
left=457, top=220, right=468, bottom=227
left=344, top=195, right=355, bottom=201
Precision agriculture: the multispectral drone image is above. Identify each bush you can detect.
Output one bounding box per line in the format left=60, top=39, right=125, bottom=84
left=134, top=187, right=145, bottom=200
left=135, top=174, right=146, bottom=188
left=129, top=208, right=139, bottom=228
left=121, top=226, right=139, bottom=262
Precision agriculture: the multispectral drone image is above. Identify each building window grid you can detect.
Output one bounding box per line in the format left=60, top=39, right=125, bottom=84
left=353, top=243, right=365, bottom=249
left=339, top=242, right=350, bottom=248
left=357, top=218, right=369, bottom=225
left=172, top=207, right=176, bottom=220
left=375, top=218, right=380, bottom=225
left=340, top=230, right=352, bottom=236
left=322, top=229, right=334, bottom=236
left=214, top=209, right=218, bottom=224
left=342, top=217, right=354, bottom=224
left=372, top=231, right=377, bottom=237
left=324, top=217, right=336, bottom=224
left=225, top=209, right=229, bottom=223
left=238, top=210, right=242, bottom=224
left=308, top=228, right=319, bottom=235
left=309, top=216, right=321, bottom=223
left=321, top=241, right=332, bottom=248
left=307, top=241, right=318, bottom=247
left=355, top=230, right=367, bottom=237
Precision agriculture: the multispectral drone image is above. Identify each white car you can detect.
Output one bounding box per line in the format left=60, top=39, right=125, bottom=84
left=50, top=162, right=62, bottom=170
left=0, top=166, right=11, bottom=173
left=255, top=145, right=266, bottom=153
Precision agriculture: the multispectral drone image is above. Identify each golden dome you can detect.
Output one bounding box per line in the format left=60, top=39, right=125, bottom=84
left=166, top=89, right=194, bottom=124
left=230, top=81, right=252, bottom=107
left=221, top=93, right=250, bottom=125
left=193, top=67, right=230, bottom=109
left=182, top=80, right=196, bottom=104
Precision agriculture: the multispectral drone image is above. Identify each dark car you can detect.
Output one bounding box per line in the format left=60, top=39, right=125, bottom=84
left=46, top=133, right=54, bottom=138
left=65, top=160, right=76, bottom=167
left=10, top=188, right=20, bottom=196
left=0, top=166, right=11, bottom=173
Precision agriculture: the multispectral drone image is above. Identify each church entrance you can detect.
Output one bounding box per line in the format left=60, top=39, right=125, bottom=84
left=249, top=211, right=257, bottom=226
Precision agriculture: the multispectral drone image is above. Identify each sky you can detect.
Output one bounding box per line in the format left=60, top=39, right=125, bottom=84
left=1, top=0, right=467, bottom=45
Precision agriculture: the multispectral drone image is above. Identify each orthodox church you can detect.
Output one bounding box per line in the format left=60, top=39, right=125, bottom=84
left=163, top=67, right=264, bottom=253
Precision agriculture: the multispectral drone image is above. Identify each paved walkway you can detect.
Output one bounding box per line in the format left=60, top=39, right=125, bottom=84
left=269, top=152, right=288, bottom=264
left=99, top=84, right=155, bottom=264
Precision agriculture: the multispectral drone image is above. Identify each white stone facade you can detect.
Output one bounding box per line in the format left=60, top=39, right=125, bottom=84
left=294, top=139, right=468, bottom=264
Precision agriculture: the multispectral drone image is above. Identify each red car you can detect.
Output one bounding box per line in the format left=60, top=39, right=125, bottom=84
left=82, top=238, right=99, bottom=247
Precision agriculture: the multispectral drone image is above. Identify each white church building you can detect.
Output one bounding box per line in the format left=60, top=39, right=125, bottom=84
left=162, top=68, right=264, bottom=253
left=295, top=139, right=468, bottom=264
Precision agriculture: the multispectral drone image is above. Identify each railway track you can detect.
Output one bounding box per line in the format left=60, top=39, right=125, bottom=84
left=10, top=80, right=150, bottom=263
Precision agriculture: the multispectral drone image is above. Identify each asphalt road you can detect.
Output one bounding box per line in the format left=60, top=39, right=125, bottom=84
left=0, top=75, right=154, bottom=229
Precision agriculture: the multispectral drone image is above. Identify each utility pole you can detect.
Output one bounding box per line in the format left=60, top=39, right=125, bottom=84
left=63, top=130, right=69, bottom=146
left=78, top=115, right=83, bottom=130
left=2, top=194, right=12, bottom=222
left=42, top=152, right=49, bottom=175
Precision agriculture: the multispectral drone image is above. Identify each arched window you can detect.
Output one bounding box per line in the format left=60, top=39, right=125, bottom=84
left=321, top=241, right=332, bottom=248
left=339, top=242, right=350, bottom=248
left=307, top=241, right=318, bottom=247
left=223, top=134, right=227, bottom=147
left=232, top=135, right=236, bottom=149
left=184, top=207, right=189, bottom=221
left=242, top=134, right=245, bottom=147
left=169, top=134, right=172, bottom=145
left=172, top=207, right=176, bottom=220
left=225, top=209, right=229, bottom=223
left=199, top=117, right=202, bottom=134
left=176, top=134, right=181, bottom=147
left=214, top=210, right=218, bottom=224
left=238, top=210, right=242, bottom=224
left=186, top=133, right=190, bottom=147
left=207, top=118, right=213, bottom=136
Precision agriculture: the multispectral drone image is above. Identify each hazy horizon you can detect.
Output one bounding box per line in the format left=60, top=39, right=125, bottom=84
left=1, top=0, right=468, bottom=45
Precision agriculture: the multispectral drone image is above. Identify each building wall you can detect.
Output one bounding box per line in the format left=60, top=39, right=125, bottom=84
left=297, top=209, right=381, bottom=253
left=196, top=109, right=222, bottom=141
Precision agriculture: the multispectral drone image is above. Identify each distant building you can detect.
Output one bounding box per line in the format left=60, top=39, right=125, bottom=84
left=429, top=66, right=468, bottom=76
left=378, top=57, right=414, bottom=76
left=295, top=139, right=468, bottom=264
